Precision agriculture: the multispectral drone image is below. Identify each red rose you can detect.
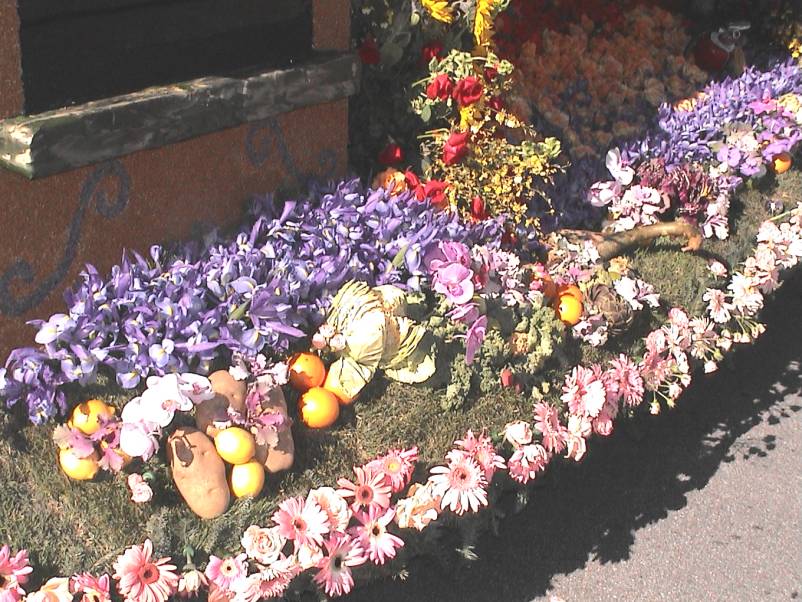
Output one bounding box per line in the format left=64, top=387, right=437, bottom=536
left=358, top=37, right=380, bottom=65
left=442, top=131, right=470, bottom=165
left=378, top=143, right=404, bottom=166
left=483, top=66, right=499, bottom=81
left=488, top=96, right=504, bottom=112
left=426, top=74, right=454, bottom=101
left=452, top=76, right=484, bottom=107
left=470, top=196, right=489, bottom=221
left=423, top=180, right=449, bottom=208
left=420, top=41, right=444, bottom=65
left=404, top=170, right=426, bottom=200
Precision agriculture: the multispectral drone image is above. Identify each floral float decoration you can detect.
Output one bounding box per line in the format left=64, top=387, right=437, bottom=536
left=6, top=196, right=802, bottom=600
left=412, top=48, right=563, bottom=226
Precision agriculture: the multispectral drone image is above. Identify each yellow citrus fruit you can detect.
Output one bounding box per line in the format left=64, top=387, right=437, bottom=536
left=69, top=399, right=115, bottom=435
left=230, top=460, right=265, bottom=498
left=288, top=352, right=327, bottom=392
left=214, top=427, right=256, bottom=465
left=556, top=294, right=584, bottom=326
left=298, top=387, right=340, bottom=429
left=59, top=448, right=100, bottom=481
left=772, top=152, right=792, bottom=174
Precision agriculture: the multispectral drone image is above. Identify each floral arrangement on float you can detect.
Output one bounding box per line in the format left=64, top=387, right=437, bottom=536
left=4, top=197, right=802, bottom=600
left=5, top=3, right=802, bottom=601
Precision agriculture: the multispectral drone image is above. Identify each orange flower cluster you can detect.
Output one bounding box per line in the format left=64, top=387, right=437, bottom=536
left=516, top=5, right=709, bottom=160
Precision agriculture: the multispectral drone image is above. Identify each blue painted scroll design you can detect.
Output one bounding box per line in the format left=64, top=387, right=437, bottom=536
left=0, top=160, right=131, bottom=316
left=245, top=116, right=339, bottom=186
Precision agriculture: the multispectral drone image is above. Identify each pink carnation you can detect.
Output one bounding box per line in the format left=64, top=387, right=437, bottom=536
left=561, top=365, right=607, bottom=418
left=604, top=354, right=645, bottom=407
left=533, top=403, right=568, bottom=453
left=0, top=545, right=32, bottom=602
left=127, top=473, right=153, bottom=504
left=507, top=444, right=550, bottom=484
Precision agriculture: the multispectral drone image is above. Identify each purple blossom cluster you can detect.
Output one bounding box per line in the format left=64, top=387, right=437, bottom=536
left=0, top=179, right=503, bottom=424
left=621, top=59, right=802, bottom=168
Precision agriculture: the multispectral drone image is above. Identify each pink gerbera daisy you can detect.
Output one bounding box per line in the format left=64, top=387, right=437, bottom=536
left=313, top=534, right=366, bottom=598
left=350, top=507, right=404, bottom=565
left=204, top=554, right=247, bottom=592
left=365, top=447, right=418, bottom=493
left=604, top=354, right=645, bottom=407
left=336, top=467, right=392, bottom=513
left=0, top=545, right=32, bottom=602
left=533, top=402, right=568, bottom=454
left=507, top=443, right=550, bottom=484
left=561, top=365, right=606, bottom=418
left=428, top=451, right=487, bottom=515
left=454, top=430, right=506, bottom=482
left=230, top=558, right=300, bottom=602
left=271, top=496, right=331, bottom=549
left=112, top=539, right=178, bottom=602
left=70, top=572, right=111, bottom=602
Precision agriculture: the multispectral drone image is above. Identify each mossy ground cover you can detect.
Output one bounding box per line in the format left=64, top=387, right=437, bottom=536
left=1, top=166, right=800, bottom=588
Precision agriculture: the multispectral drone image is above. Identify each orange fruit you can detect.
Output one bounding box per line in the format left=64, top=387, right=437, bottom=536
left=772, top=152, right=792, bottom=174
left=298, top=387, right=340, bottom=429
left=214, top=427, right=256, bottom=465
left=323, top=371, right=357, bottom=405
left=556, top=284, right=583, bottom=303
left=288, top=352, right=327, bottom=392
left=556, top=294, right=583, bottom=326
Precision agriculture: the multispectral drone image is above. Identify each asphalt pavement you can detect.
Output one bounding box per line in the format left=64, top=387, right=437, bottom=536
left=347, top=269, right=802, bottom=602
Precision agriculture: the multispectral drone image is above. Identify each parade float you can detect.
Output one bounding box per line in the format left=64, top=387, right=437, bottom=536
left=1, top=0, right=802, bottom=600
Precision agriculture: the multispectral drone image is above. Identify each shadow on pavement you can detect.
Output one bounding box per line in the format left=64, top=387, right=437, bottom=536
left=347, top=268, right=802, bottom=602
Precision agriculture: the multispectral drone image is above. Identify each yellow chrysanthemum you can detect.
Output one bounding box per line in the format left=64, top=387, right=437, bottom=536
left=474, top=0, right=497, bottom=47
left=422, top=0, right=453, bottom=23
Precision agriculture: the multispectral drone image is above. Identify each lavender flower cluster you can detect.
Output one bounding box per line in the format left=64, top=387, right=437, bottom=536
left=621, top=59, right=802, bottom=168
left=0, top=179, right=504, bottom=424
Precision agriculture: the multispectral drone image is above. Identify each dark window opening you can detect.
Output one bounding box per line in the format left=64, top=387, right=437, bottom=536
left=18, top=0, right=314, bottom=114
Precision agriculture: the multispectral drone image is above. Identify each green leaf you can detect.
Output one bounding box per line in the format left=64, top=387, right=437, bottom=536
left=420, top=104, right=432, bottom=123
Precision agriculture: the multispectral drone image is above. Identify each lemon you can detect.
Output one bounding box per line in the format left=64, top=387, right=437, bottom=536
left=230, top=460, right=265, bottom=498
left=214, top=427, right=256, bottom=465
left=59, top=448, right=100, bottom=481
left=69, top=399, right=115, bottom=435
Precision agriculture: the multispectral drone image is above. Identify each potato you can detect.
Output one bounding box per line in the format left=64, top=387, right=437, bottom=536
left=194, top=394, right=230, bottom=438
left=209, top=370, right=247, bottom=412
left=168, top=427, right=230, bottom=519
left=254, top=387, right=294, bottom=473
